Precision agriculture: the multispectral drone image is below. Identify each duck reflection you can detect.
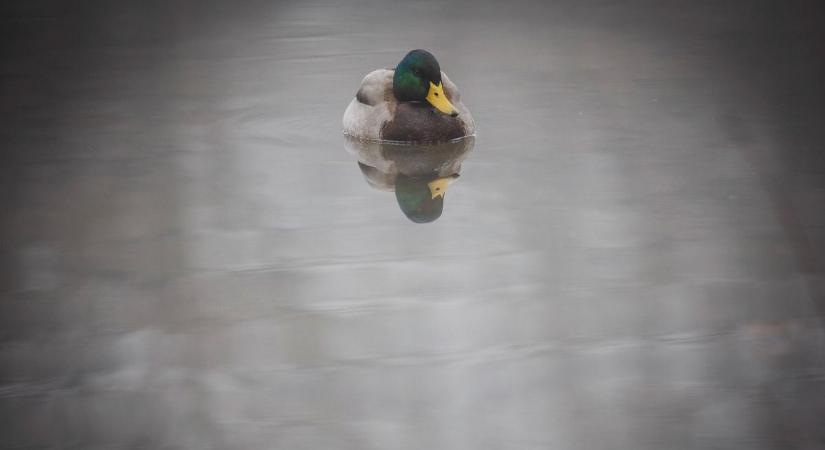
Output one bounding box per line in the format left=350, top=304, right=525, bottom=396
left=344, top=136, right=475, bottom=223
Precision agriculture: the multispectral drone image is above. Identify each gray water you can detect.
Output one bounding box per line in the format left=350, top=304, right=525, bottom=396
left=2, top=1, right=825, bottom=449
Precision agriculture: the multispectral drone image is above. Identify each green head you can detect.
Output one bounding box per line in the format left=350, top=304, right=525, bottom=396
left=393, top=50, right=459, bottom=117
left=395, top=173, right=459, bottom=223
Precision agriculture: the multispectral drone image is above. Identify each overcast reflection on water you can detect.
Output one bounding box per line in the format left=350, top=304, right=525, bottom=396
left=2, top=0, right=825, bottom=449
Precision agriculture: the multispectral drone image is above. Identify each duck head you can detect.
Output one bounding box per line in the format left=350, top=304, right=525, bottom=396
left=393, top=49, right=459, bottom=117
left=395, top=173, right=459, bottom=223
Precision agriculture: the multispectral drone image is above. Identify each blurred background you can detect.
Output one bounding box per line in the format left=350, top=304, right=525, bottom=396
left=2, top=0, right=825, bottom=448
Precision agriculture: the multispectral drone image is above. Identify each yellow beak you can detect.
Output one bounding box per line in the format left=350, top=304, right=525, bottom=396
left=427, top=174, right=459, bottom=199
left=426, top=82, right=459, bottom=117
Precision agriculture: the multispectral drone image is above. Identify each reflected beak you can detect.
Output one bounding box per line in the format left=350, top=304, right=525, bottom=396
left=427, top=174, right=459, bottom=199
left=426, top=82, right=459, bottom=117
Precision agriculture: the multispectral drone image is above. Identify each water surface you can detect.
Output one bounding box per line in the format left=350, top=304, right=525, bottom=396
left=2, top=1, right=825, bottom=449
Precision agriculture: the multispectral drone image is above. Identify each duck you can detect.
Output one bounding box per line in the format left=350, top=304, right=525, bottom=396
left=344, top=135, right=475, bottom=222
left=343, top=49, right=476, bottom=143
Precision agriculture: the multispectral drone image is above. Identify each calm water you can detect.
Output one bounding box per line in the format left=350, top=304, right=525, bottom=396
left=2, top=1, right=825, bottom=449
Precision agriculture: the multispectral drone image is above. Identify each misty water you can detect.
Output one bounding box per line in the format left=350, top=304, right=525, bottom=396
left=2, top=1, right=825, bottom=449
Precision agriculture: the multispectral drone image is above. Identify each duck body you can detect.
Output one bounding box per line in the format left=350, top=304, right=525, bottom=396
left=342, top=51, right=475, bottom=143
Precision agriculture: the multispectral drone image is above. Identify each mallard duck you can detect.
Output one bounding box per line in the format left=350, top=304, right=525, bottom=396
left=342, top=49, right=476, bottom=143
left=344, top=135, right=475, bottom=222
